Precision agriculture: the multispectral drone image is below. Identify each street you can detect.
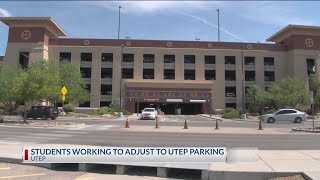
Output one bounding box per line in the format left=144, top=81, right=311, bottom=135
left=0, top=115, right=319, bottom=150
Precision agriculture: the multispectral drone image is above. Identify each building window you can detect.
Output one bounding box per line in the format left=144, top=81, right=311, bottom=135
left=79, top=101, right=90, bottom=107
left=226, top=103, right=236, bottom=109
left=100, top=101, right=111, bottom=107
left=306, top=59, right=316, bottom=75
left=80, top=68, right=91, bottom=78
left=264, top=57, right=274, bottom=66
left=143, top=69, right=154, bottom=79
left=101, top=68, right=112, bottom=78
left=245, top=57, right=255, bottom=65
left=86, top=84, right=91, bottom=93
left=143, top=54, right=155, bottom=63
left=81, top=53, right=92, bottom=62
left=19, top=52, right=29, bottom=69
left=164, top=69, right=175, bottom=80
left=59, top=52, right=71, bottom=62
left=184, top=55, right=195, bottom=64
left=265, top=71, right=275, bottom=81
left=123, top=54, right=134, bottom=62
left=245, top=71, right=255, bottom=81
left=184, top=70, right=195, bottom=80
left=225, top=87, right=236, bottom=97
left=101, top=85, right=112, bottom=95
left=102, top=53, right=113, bottom=62
left=225, top=56, right=235, bottom=65
left=122, top=68, right=133, bottom=79
left=225, top=70, right=236, bottom=81
left=164, top=55, right=175, bottom=63
left=205, top=70, right=216, bottom=80
left=205, top=56, right=215, bottom=64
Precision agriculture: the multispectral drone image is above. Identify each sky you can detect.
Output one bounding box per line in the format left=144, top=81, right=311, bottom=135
left=0, top=1, right=319, bottom=55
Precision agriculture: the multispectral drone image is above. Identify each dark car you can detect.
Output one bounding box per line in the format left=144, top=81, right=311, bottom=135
left=24, top=106, right=59, bottom=120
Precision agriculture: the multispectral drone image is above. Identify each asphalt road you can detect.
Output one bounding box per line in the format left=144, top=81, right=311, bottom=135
left=0, top=123, right=319, bottom=150
left=56, top=114, right=318, bottom=128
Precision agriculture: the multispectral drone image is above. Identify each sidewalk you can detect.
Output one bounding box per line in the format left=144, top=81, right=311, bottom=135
left=0, top=143, right=319, bottom=179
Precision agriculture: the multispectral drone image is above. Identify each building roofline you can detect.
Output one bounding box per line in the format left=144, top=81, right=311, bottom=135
left=0, top=17, right=67, bottom=36
left=267, top=24, right=320, bottom=42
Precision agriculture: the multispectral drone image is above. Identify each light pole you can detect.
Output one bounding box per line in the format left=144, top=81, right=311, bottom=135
left=217, top=9, right=220, bottom=42
left=118, top=6, right=121, bottom=39
left=120, top=44, right=124, bottom=117
left=241, top=45, right=246, bottom=114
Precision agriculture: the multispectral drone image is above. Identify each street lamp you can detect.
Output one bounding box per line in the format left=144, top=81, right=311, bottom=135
left=118, top=6, right=121, bottom=39
left=241, top=45, right=246, bottom=114
left=119, top=43, right=125, bottom=118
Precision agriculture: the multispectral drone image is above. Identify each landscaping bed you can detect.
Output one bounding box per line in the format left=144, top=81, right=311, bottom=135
left=292, top=126, right=320, bottom=133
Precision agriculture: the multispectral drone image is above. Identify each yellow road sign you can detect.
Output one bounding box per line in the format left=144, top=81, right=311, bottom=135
left=61, top=86, right=67, bottom=95
left=62, top=95, right=66, bottom=102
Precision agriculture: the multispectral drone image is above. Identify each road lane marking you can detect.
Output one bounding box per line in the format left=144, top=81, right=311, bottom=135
left=0, top=168, right=10, bottom=171
left=0, top=173, right=46, bottom=179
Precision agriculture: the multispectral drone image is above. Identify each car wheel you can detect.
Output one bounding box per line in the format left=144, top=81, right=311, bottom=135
left=295, top=117, right=302, bottom=123
left=267, top=117, right=275, bottom=123
left=42, top=115, right=48, bottom=120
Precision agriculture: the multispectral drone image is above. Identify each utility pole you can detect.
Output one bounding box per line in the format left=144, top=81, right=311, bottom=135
left=217, top=9, right=220, bottom=42
left=118, top=6, right=121, bottom=39
left=120, top=44, right=124, bottom=118
left=241, top=45, right=245, bottom=114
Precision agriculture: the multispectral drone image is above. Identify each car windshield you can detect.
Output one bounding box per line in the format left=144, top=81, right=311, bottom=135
left=143, top=109, right=155, bottom=112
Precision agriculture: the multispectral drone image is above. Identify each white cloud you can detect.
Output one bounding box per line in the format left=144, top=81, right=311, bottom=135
left=178, top=12, right=247, bottom=42
left=0, top=7, right=12, bottom=17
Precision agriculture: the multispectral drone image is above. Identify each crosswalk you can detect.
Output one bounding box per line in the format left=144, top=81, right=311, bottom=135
left=0, top=125, right=119, bottom=145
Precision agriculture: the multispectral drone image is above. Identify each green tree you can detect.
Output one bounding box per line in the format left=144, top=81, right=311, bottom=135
left=58, top=63, right=90, bottom=105
left=13, top=60, right=60, bottom=122
left=246, top=85, right=269, bottom=113
left=0, top=66, right=21, bottom=114
left=308, top=73, right=320, bottom=111
left=267, top=77, right=309, bottom=109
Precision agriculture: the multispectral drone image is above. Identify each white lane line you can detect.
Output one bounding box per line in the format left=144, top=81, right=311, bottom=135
left=51, top=131, right=87, bottom=134
left=31, top=133, right=73, bottom=137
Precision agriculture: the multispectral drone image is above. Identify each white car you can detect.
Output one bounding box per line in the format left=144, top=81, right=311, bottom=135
left=262, top=109, right=308, bottom=123
left=140, top=108, right=158, bottom=120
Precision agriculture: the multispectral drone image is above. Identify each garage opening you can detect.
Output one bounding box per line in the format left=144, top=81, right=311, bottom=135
left=135, top=102, right=204, bottom=115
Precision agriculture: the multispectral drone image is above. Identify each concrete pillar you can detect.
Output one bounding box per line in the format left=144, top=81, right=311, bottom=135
left=155, top=53, right=163, bottom=80
left=201, top=170, right=210, bottom=180
left=116, top=165, right=130, bottom=174
left=157, top=167, right=170, bottom=178
left=176, top=53, right=184, bottom=81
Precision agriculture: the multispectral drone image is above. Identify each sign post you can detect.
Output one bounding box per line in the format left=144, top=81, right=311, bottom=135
left=61, top=86, right=68, bottom=113
left=310, top=91, right=315, bottom=131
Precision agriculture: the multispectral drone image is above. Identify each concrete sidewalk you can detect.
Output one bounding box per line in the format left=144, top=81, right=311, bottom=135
left=0, top=143, right=319, bottom=179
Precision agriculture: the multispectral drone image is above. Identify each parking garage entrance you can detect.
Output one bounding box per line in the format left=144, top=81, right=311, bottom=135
left=125, top=82, right=213, bottom=115
left=136, top=102, right=203, bottom=115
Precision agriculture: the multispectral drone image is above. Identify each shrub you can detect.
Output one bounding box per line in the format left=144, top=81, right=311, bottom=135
left=98, top=107, right=114, bottom=115
left=222, top=110, right=240, bottom=119
left=225, top=107, right=236, bottom=114
left=264, top=108, right=276, bottom=114
left=123, top=110, right=133, bottom=115
left=63, top=104, right=74, bottom=113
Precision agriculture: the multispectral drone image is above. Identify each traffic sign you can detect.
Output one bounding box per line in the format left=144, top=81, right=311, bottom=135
left=61, top=86, right=67, bottom=95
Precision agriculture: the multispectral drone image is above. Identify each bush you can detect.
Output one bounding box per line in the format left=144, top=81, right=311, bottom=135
left=63, top=104, right=74, bottom=113
left=98, top=107, right=114, bottom=115
left=264, top=108, right=276, bottom=114
left=123, top=110, right=133, bottom=115
left=222, top=110, right=240, bottom=119
left=225, top=107, right=236, bottom=114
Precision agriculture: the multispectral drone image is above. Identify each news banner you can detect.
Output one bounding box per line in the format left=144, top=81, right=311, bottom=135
left=22, top=146, right=258, bottom=163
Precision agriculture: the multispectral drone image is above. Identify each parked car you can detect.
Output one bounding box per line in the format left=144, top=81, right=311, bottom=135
left=262, top=109, right=308, bottom=123
left=23, top=106, right=59, bottom=120
left=140, top=108, right=158, bottom=120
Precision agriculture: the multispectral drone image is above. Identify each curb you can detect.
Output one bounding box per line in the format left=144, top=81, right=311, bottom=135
left=292, top=128, right=320, bottom=133
left=198, top=115, right=224, bottom=121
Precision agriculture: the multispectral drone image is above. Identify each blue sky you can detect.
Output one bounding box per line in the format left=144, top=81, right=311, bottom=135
left=0, top=1, right=319, bottom=55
